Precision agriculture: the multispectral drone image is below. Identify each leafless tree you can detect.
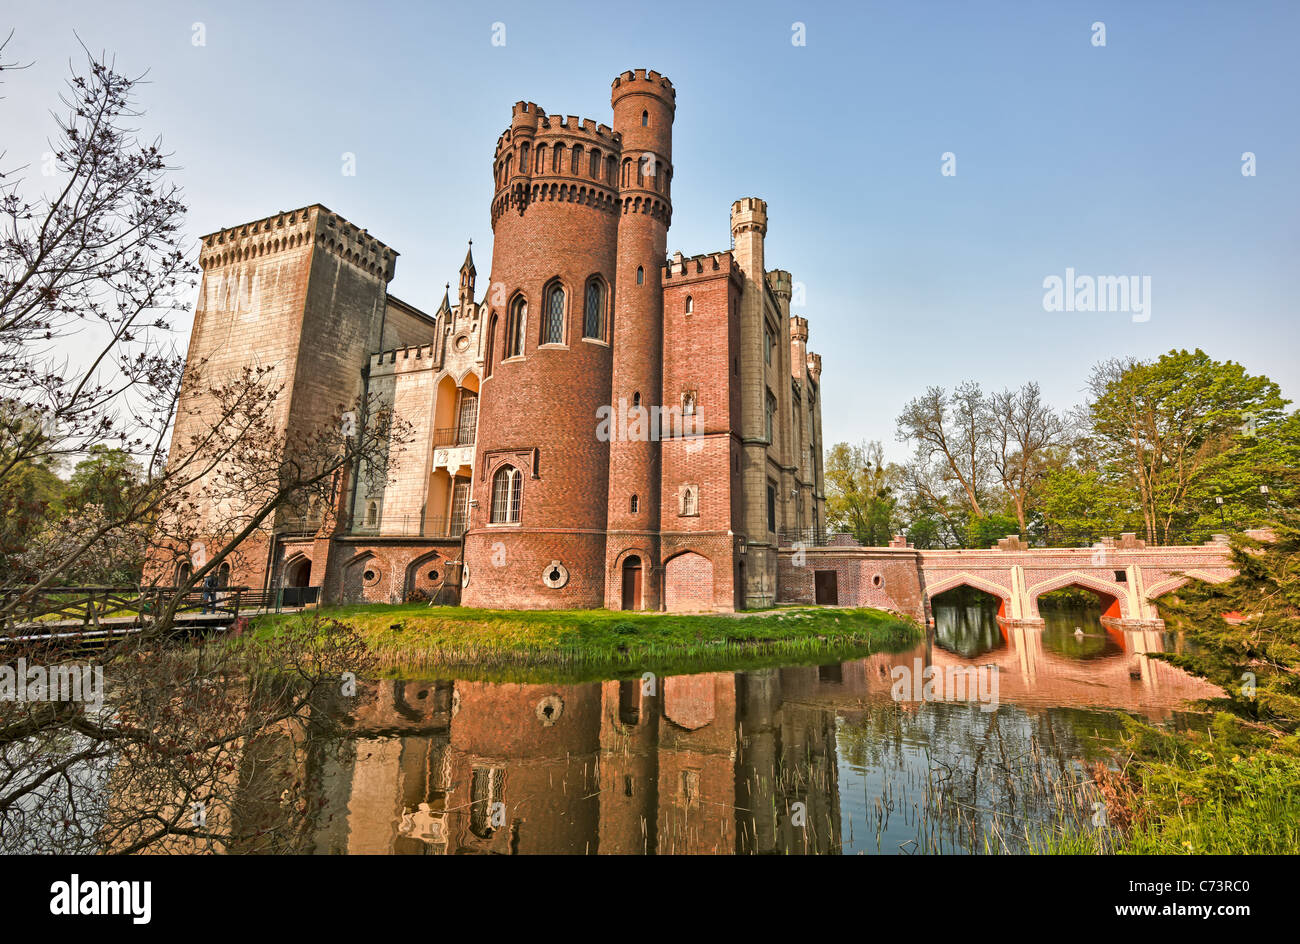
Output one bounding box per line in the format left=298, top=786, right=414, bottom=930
left=0, top=39, right=407, bottom=853
left=896, top=382, right=992, bottom=518
left=985, top=382, right=1070, bottom=532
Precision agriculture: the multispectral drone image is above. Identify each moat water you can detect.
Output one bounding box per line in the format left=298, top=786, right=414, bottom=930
left=290, top=601, right=1216, bottom=855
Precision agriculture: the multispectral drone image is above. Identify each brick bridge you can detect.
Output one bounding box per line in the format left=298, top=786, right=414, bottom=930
left=777, top=532, right=1252, bottom=630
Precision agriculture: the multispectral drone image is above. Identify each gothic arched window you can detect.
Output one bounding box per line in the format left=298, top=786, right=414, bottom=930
left=542, top=283, right=565, bottom=344
left=507, top=296, right=527, bottom=358
left=490, top=466, right=522, bottom=524
left=583, top=278, right=605, bottom=340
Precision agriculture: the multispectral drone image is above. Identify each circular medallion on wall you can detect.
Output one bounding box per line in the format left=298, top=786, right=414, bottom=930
left=454, top=333, right=470, bottom=352
left=362, top=564, right=383, bottom=587
left=541, top=560, right=570, bottom=589
left=536, top=694, right=564, bottom=726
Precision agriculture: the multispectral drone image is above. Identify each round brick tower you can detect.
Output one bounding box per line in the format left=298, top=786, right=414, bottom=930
left=604, top=69, right=675, bottom=610
left=462, top=100, right=623, bottom=608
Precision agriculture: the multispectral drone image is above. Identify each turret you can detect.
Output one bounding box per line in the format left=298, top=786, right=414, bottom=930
left=604, top=69, right=676, bottom=610
left=790, top=315, right=809, bottom=381
left=730, top=198, right=767, bottom=280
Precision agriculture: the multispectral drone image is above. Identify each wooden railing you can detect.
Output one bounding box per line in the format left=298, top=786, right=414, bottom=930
left=0, top=585, right=249, bottom=638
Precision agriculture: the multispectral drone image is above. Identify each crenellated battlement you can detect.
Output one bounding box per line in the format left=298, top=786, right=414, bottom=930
left=767, top=269, right=792, bottom=299
left=790, top=315, right=809, bottom=340
left=730, top=197, right=768, bottom=237
left=807, top=352, right=822, bottom=382
left=199, top=204, right=397, bottom=281
left=610, top=68, right=676, bottom=106
left=369, top=342, right=438, bottom=374
left=662, top=249, right=737, bottom=283
left=496, top=110, right=619, bottom=159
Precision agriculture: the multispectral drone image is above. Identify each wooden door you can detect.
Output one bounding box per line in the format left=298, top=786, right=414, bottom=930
left=622, top=557, right=642, bottom=610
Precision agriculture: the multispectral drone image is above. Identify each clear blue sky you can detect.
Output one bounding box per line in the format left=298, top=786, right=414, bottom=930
left=5, top=1, right=1297, bottom=462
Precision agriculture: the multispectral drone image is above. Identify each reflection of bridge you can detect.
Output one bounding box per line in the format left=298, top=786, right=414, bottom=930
left=778, top=532, right=1255, bottom=629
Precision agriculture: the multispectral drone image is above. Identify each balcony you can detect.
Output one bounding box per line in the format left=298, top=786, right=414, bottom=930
left=350, top=513, right=468, bottom=540
left=434, top=425, right=476, bottom=448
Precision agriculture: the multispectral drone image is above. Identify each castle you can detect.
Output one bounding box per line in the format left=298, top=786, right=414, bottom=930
left=163, top=69, right=827, bottom=612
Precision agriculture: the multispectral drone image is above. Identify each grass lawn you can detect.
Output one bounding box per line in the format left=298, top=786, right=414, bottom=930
left=252, top=603, right=920, bottom=679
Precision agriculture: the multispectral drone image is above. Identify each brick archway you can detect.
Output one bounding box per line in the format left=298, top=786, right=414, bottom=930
left=1026, top=570, right=1128, bottom=619
left=1144, top=569, right=1231, bottom=603
left=405, top=550, right=445, bottom=602
left=341, top=551, right=387, bottom=604
left=924, top=572, right=1013, bottom=618
left=664, top=550, right=714, bottom=613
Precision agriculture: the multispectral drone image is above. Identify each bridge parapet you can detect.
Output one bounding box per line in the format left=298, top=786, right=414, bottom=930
left=776, top=537, right=1239, bottom=630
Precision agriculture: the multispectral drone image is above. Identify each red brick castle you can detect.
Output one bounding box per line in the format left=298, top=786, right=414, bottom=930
left=160, top=69, right=828, bottom=612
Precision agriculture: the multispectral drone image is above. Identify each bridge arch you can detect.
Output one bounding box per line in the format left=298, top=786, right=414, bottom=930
left=923, top=572, right=1012, bottom=618
left=1027, top=570, right=1127, bottom=620
left=1144, top=570, right=1231, bottom=603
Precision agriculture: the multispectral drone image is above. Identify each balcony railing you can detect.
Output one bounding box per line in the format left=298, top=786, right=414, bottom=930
left=433, top=425, right=476, bottom=447
left=349, top=513, right=467, bottom=539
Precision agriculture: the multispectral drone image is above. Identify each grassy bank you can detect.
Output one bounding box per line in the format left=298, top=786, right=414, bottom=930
left=1033, top=715, right=1300, bottom=855
left=252, top=604, right=920, bottom=679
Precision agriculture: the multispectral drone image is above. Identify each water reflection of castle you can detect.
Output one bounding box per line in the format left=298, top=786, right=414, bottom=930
left=303, top=626, right=1218, bottom=855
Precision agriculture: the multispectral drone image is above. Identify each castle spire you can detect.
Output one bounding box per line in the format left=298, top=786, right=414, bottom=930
left=458, top=239, right=476, bottom=305
left=438, top=283, right=451, bottom=315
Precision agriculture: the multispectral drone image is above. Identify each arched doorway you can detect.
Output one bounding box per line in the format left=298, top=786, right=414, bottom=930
left=285, top=556, right=312, bottom=588
left=621, top=556, right=642, bottom=611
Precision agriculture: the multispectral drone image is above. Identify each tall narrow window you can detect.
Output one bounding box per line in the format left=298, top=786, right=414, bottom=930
left=685, top=295, right=693, bottom=315
left=765, top=390, right=776, bottom=442
left=571, top=145, right=582, bottom=175
left=490, top=466, right=522, bottom=524
left=681, top=391, right=696, bottom=415
left=456, top=390, right=478, bottom=445
left=449, top=479, right=470, bottom=535
left=641, top=109, right=649, bottom=127
left=507, top=297, right=527, bottom=357
left=680, top=485, right=698, bottom=517
left=630, top=494, right=639, bottom=513
left=767, top=483, right=777, bottom=533
left=543, top=284, right=565, bottom=344
left=636, top=266, right=644, bottom=285
left=584, top=278, right=605, bottom=339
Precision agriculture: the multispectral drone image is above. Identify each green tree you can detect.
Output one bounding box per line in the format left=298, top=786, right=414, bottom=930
left=0, top=457, right=63, bottom=579
left=825, top=440, right=902, bottom=545
left=1154, top=468, right=1300, bottom=732
left=61, top=446, right=144, bottom=520
left=1085, top=350, right=1288, bottom=544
